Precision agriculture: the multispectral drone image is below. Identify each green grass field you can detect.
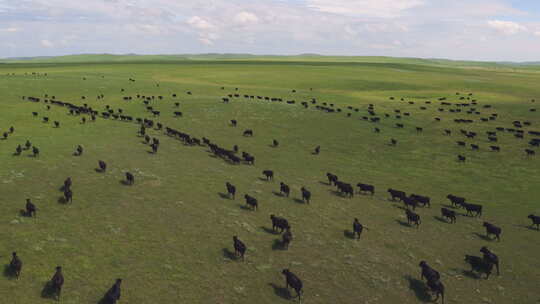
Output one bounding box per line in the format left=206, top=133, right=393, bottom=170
left=1, top=56, right=539, bottom=303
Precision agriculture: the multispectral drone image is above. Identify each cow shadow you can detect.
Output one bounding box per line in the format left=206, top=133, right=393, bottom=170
left=319, top=181, right=330, bottom=186
left=94, top=168, right=104, bottom=173
left=329, top=190, right=344, bottom=197
left=258, top=177, right=270, bottom=182
left=40, top=281, right=57, bottom=299
left=513, top=224, right=539, bottom=231
left=272, top=191, right=283, bottom=197
left=57, top=197, right=67, bottom=204
left=441, top=204, right=457, bottom=209
left=404, top=275, right=430, bottom=302
left=239, top=205, right=252, bottom=211
left=3, top=264, right=16, bottom=279
left=222, top=248, right=237, bottom=261
left=120, top=180, right=131, bottom=186
left=433, top=216, right=449, bottom=224
left=146, top=151, right=155, bottom=154
left=268, top=283, right=290, bottom=300
left=292, top=198, right=304, bottom=204
left=395, top=219, right=410, bottom=227
left=343, top=230, right=356, bottom=239
left=458, top=268, right=481, bottom=279
left=472, top=232, right=492, bottom=241
left=261, top=227, right=277, bottom=235
left=218, top=192, right=230, bottom=199
left=272, top=239, right=286, bottom=251
left=98, top=296, right=113, bottom=304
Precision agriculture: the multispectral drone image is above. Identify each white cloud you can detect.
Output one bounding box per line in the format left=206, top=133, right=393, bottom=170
left=1, top=27, right=19, bottom=32
left=534, top=31, right=540, bottom=37
left=41, top=39, right=54, bottom=47
left=306, top=0, right=425, bottom=18
left=187, top=16, right=214, bottom=30
left=233, top=11, right=259, bottom=25
left=487, top=20, right=527, bottom=35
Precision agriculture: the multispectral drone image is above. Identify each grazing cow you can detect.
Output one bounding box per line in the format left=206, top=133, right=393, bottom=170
left=525, top=149, right=535, bottom=156
left=483, top=222, right=501, bottom=241
left=273, top=139, right=279, bottom=147
left=54, top=121, right=60, bottom=128
left=64, top=177, right=72, bottom=190
left=462, top=202, right=482, bottom=217
left=528, top=214, right=540, bottom=230
left=25, top=140, right=32, bottom=150
left=456, top=141, right=465, bottom=147
left=262, top=170, right=274, bottom=181
left=388, top=188, right=406, bottom=201
left=416, top=127, right=423, bottom=133
left=226, top=182, right=236, bottom=199
left=15, top=145, right=22, bottom=155
left=9, top=252, right=22, bottom=279
left=337, top=181, right=354, bottom=198
left=174, top=111, right=183, bottom=117
left=447, top=194, right=465, bottom=208
left=410, top=194, right=430, bottom=207
left=282, top=228, right=293, bottom=249
left=402, top=196, right=418, bottom=210
left=374, top=127, right=380, bottom=133
left=125, top=172, right=134, bottom=185
left=2, top=132, right=8, bottom=139
left=405, top=209, right=421, bottom=228
left=480, top=247, right=500, bottom=275
left=314, top=145, right=320, bottom=154
left=490, top=146, right=500, bottom=152
left=151, top=143, right=158, bottom=153
left=440, top=208, right=456, bottom=223
left=104, top=279, right=122, bottom=304
left=464, top=255, right=494, bottom=279
left=357, top=183, right=374, bottom=195
left=471, top=144, right=479, bottom=150
left=244, top=194, right=258, bottom=211
left=98, top=160, right=107, bottom=172
left=301, top=187, right=311, bottom=203
left=230, top=120, right=237, bottom=127
left=458, top=154, right=466, bottom=163
left=26, top=199, right=36, bottom=217
left=233, top=236, right=246, bottom=260
left=279, top=182, right=290, bottom=197
left=426, top=279, right=445, bottom=304
left=243, top=129, right=253, bottom=137
left=326, top=173, right=338, bottom=186
left=444, top=129, right=451, bottom=136
left=352, top=218, right=367, bottom=240
left=282, top=269, right=303, bottom=300
left=32, top=146, right=39, bottom=157
left=419, top=261, right=440, bottom=282
left=270, top=215, right=290, bottom=233
left=64, top=189, right=73, bottom=203
left=50, top=266, right=65, bottom=301
left=75, top=145, right=83, bottom=156
left=390, top=138, right=397, bottom=146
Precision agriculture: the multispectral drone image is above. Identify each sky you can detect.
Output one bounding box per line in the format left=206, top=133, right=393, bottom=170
left=0, top=0, right=539, bottom=61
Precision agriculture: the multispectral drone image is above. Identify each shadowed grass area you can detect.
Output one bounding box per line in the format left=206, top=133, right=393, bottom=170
left=0, top=58, right=539, bottom=303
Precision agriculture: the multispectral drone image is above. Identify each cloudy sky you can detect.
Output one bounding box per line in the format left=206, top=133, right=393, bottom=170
left=0, top=0, right=539, bottom=61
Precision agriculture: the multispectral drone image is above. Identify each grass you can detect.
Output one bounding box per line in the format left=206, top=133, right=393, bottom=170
left=0, top=57, right=539, bottom=303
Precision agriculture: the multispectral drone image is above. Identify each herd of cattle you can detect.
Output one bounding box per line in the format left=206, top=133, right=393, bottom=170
left=1, top=81, right=538, bottom=303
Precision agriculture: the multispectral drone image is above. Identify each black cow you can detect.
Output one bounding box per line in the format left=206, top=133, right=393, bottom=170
left=103, top=279, right=122, bottom=304
left=125, top=172, right=134, bottom=185
left=314, top=145, right=320, bottom=154
left=403, top=196, right=418, bottom=210
left=226, top=182, right=236, bottom=199
left=26, top=199, right=36, bottom=217
left=244, top=195, right=258, bottom=211
left=462, top=203, right=482, bottom=217
left=480, top=247, right=500, bottom=275
left=243, top=129, right=253, bottom=137
left=54, top=121, right=60, bottom=128
left=9, top=252, right=22, bottom=279
left=352, top=218, right=368, bottom=240
left=336, top=182, right=354, bottom=198
left=440, top=208, right=456, bottom=223
left=457, top=155, right=466, bottom=162
left=419, top=261, right=440, bottom=282
left=63, top=177, right=72, bottom=191
left=301, top=187, right=311, bottom=204
left=279, top=182, right=290, bottom=197
left=230, top=119, right=237, bottom=127
left=25, top=140, right=32, bottom=150
left=410, top=194, right=430, bottom=207
left=15, top=145, right=22, bottom=155
left=388, top=188, right=406, bottom=201
left=282, top=269, right=303, bottom=300
left=282, top=228, right=293, bottom=249
left=464, top=255, right=494, bottom=279
left=405, top=209, right=421, bottom=228
left=32, top=146, right=40, bottom=157
left=357, top=183, right=374, bottom=195
left=272, top=139, right=279, bottom=147
left=528, top=214, right=540, bottom=230
left=447, top=194, right=465, bottom=208
left=64, top=189, right=73, bottom=203
left=262, top=170, right=274, bottom=181
left=326, top=173, right=338, bottom=186
left=390, top=138, right=397, bottom=146
left=75, top=145, right=83, bottom=156
left=50, top=266, right=65, bottom=301
left=270, top=215, right=289, bottom=233
left=426, top=279, right=445, bottom=304
left=98, top=160, right=107, bottom=172
left=233, top=236, right=246, bottom=260
left=483, top=222, right=501, bottom=241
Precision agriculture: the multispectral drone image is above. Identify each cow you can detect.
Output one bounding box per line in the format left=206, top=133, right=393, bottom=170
left=301, top=187, right=311, bottom=204
left=447, top=194, right=465, bottom=208
left=357, top=183, right=374, bottom=195
left=279, top=182, right=290, bottom=197
left=483, top=222, right=501, bottom=241
left=244, top=195, right=258, bottom=211
left=403, top=196, right=418, bottom=210
left=233, top=236, right=246, bottom=260
left=528, top=214, right=540, bottom=230
left=104, top=279, right=122, bottom=304
left=262, top=170, right=274, bottom=181
left=464, top=255, right=494, bottom=279
left=388, top=188, right=406, bottom=201
left=426, top=279, right=445, bottom=304
left=462, top=203, right=482, bottom=217
left=457, top=155, right=466, bottom=162
left=125, top=172, right=134, bottom=185
left=282, top=269, right=303, bottom=300
left=9, top=252, right=22, bottom=279
left=326, top=173, right=338, bottom=186
left=273, top=139, right=279, bottom=147
left=64, top=189, right=73, bottom=203
left=226, top=182, right=236, bottom=199
left=390, top=138, right=397, bottom=146
left=98, top=160, right=107, bottom=172
left=63, top=177, right=72, bottom=191
left=75, top=145, right=83, bottom=156
left=410, top=194, right=430, bottom=207
left=405, top=209, right=421, bottom=228
left=337, top=182, right=354, bottom=198
left=314, top=145, right=320, bottom=154
left=26, top=199, right=37, bottom=217
left=243, top=129, right=253, bottom=137
left=480, top=247, right=500, bottom=275
left=282, top=228, right=293, bottom=249
left=32, top=146, right=40, bottom=157
left=352, top=218, right=368, bottom=240
left=419, top=261, right=440, bottom=283
left=270, top=215, right=290, bottom=233
left=50, top=266, right=65, bottom=301
left=230, top=119, right=237, bottom=127
left=441, top=208, right=456, bottom=223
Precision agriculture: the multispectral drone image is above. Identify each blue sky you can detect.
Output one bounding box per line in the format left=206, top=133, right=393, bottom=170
left=0, top=0, right=539, bottom=61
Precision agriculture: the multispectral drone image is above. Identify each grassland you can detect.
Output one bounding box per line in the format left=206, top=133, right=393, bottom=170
left=0, top=56, right=539, bottom=303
